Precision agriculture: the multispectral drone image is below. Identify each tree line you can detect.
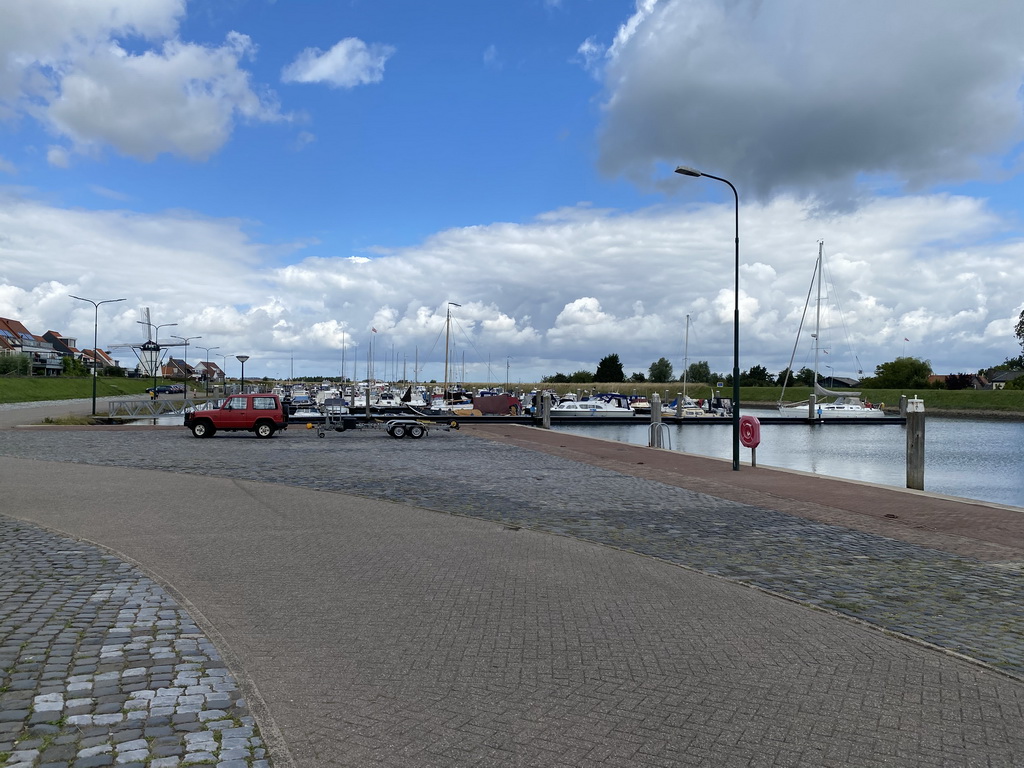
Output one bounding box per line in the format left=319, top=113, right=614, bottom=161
left=542, top=351, right=1024, bottom=390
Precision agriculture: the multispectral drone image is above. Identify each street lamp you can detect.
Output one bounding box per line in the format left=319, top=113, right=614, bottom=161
left=674, top=165, right=741, bottom=471
left=197, top=345, right=220, bottom=395
left=219, top=354, right=229, bottom=393
left=172, top=335, right=202, bottom=400
left=506, top=356, right=512, bottom=390
left=69, top=295, right=126, bottom=415
left=236, top=355, right=250, bottom=393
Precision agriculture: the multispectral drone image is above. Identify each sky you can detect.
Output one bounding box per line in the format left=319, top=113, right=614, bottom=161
left=2, top=0, right=1024, bottom=385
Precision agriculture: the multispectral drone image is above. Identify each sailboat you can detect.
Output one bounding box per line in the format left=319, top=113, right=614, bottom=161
left=777, top=242, right=883, bottom=419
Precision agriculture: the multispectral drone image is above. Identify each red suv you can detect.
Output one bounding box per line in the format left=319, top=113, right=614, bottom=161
left=184, top=393, right=289, bottom=438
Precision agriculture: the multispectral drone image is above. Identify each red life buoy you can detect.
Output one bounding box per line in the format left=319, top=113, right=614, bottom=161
left=739, top=414, right=761, bottom=448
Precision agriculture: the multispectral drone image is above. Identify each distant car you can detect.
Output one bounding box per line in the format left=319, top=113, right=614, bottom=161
left=146, top=385, right=177, bottom=395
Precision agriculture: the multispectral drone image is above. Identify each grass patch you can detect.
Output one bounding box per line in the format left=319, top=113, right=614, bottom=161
left=0, top=376, right=159, bottom=404
left=41, top=415, right=97, bottom=425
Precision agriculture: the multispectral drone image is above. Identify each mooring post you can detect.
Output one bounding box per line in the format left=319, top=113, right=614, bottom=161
left=649, top=393, right=663, bottom=447
left=675, top=392, right=683, bottom=418
left=808, top=393, right=817, bottom=420
left=541, top=392, right=551, bottom=429
left=906, top=396, right=925, bottom=491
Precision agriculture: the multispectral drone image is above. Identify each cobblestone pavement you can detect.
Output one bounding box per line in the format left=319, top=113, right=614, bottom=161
left=0, top=516, right=271, bottom=768
left=1, top=424, right=1022, bottom=685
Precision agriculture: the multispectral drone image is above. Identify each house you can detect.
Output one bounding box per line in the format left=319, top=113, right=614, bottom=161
left=195, top=360, right=224, bottom=382
left=988, top=371, right=1024, bottom=390
left=81, top=348, right=118, bottom=371
left=163, top=357, right=197, bottom=380
left=42, top=330, right=80, bottom=359
left=0, top=317, right=62, bottom=376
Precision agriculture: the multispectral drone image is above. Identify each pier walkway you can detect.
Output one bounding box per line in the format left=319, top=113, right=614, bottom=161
left=0, top=404, right=1023, bottom=767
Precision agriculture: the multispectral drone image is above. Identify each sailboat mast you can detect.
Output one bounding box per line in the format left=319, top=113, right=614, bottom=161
left=443, top=302, right=460, bottom=403
left=682, top=314, right=690, bottom=399
left=813, top=241, right=823, bottom=387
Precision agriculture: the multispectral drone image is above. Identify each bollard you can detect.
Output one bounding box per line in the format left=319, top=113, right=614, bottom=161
left=906, top=396, right=925, bottom=490
left=649, top=393, right=663, bottom=448
left=808, top=393, right=817, bottom=420
left=675, top=393, right=683, bottom=418
left=541, top=392, right=551, bottom=429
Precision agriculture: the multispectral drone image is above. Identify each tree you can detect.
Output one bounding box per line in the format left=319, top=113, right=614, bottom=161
left=686, top=360, right=711, bottom=383
left=797, top=367, right=816, bottom=386
left=568, top=370, right=595, bottom=383
left=648, top=357, right=673, bottom=383
left=742, top=364, right=774, bottom=387
left=1016, top=308, right=1024, bottom=351
left=542, top=372, right=570, bottom=383
left=862, top=356, right=933, bottom=389
left=595, top=354, right=625, bottom=383
left=944, top=373, right=974, bottom=390
left=0, top=353, right=30, bottom=375
left=628, top=372, right=646, bottom=383
left=61, top=356, right=89, bottom=376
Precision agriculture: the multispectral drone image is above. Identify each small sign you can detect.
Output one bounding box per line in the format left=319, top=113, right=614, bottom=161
left=716, top=381, right=724, bottom=388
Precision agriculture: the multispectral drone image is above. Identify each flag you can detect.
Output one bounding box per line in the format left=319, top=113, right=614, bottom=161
left=904, top=337, right=909, bottom=342
left=372, top=327, right=378, bottom=333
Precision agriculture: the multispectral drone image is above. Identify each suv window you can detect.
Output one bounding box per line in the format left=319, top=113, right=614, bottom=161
left=253, top=396, right=277, bottom=410
left=225, top=397, right=247, bottom=410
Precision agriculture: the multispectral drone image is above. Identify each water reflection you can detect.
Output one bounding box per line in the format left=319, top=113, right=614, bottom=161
left=553, top=416, right=1024, bottom=509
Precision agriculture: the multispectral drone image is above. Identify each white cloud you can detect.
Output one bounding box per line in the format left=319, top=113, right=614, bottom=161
left=281, top=38, right=395, bottom=89
left=0, top=1, right=283, bottom=161
left=590, top=0, right=1024, bottom=201
left=0, top=156, right=14, bottom=174
left=2, top=189, right=1022, bottom=380
left=47, top=146, right=70, bottom=168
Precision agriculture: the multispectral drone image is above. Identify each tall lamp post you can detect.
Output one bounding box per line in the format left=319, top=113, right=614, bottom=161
left=172, top=335, right=202, bottom=401
left=236, top=355, right=250, bottom=393
left=674, top=165, right=741, bottom=471
left=69, top=295, right=126, bottom=415
left=197, top=345, right=220, bottom=395
left=219, top=354, right=229, bottom=394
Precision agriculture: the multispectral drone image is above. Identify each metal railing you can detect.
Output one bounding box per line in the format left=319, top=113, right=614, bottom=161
left=107, top=398, right=213, bottom=418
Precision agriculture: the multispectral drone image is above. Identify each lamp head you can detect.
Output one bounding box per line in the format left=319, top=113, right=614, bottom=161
left=674, top=166, right=702, bottom=178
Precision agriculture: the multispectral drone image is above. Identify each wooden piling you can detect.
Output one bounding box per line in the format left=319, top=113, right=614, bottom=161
left=906, top=397, right=925, bottom=491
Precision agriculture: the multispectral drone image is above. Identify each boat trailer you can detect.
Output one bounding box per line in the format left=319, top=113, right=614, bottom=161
left=308, top=413, right=459, bottom=439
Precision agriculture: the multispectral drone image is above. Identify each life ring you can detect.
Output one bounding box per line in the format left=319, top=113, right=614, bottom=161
left=739, top=414, right=761, bottom=448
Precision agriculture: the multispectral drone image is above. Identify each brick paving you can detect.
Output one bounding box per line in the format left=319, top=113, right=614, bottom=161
left=1, top=411, right=1024, bottom=766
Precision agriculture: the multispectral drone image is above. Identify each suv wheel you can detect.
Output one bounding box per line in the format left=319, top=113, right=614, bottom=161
left=255, top=421, right=275, bottom=439
left=191, top=420, right=215, bottom=438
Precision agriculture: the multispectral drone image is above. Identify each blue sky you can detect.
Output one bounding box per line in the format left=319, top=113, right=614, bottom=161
left=2, top=0, right=1024, bottom=384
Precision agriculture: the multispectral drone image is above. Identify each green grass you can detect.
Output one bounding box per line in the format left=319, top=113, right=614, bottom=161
left=0, top=376, right=159, bottom=404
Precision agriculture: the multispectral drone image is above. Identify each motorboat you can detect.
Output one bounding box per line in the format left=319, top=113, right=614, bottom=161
left=550, top=398, right=634, bottom=417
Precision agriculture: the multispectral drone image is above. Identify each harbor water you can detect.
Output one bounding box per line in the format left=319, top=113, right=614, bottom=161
left=552, top=412, right=1024, bottom=509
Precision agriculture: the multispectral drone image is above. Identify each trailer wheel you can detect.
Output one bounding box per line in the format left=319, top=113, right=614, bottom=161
left=409, top=425, right=425, bottom=439
left=391, top=424, right=407, bottom=439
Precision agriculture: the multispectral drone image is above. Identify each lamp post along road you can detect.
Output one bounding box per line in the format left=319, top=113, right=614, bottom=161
left=197, top=346, right=220, bottom=396
left=172, top=336, right=202, bottom=400
left=69, top=295, right=126, bottom=415
left=236, top=355, right=250, bottom=394
left=675, top=165, right=741, bottom=471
